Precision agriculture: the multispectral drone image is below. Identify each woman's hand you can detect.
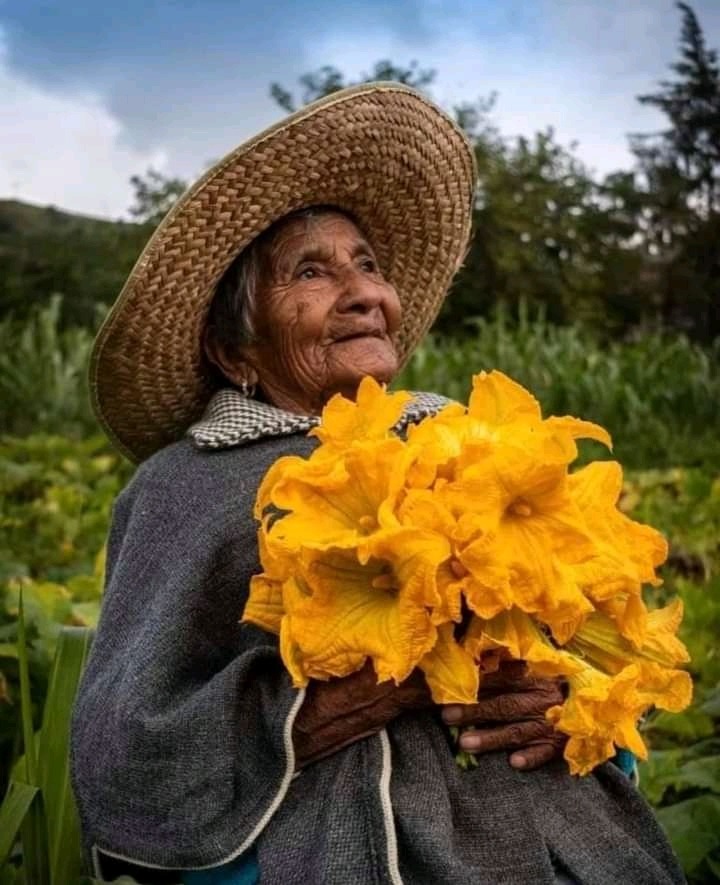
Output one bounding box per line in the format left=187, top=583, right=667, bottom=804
left=293, top=662, right=432, bottom=769
left=294, top=658, right=566, bottom=772
left=441, top=660, right=566, bottom=771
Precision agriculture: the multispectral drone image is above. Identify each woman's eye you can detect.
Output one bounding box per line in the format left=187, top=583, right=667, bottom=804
left=298, top=266, right=317, bottom=280
left=360, top=258, right=377, bottom=273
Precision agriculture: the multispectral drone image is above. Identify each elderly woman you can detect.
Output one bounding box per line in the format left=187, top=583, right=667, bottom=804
left=72, top=84, right=683, bottom=885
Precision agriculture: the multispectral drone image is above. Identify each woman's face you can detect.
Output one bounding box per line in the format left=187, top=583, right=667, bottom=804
left=238, top=211, right=402, bottom=415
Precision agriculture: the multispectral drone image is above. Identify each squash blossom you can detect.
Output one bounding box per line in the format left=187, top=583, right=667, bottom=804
left=243, top=371, right=692, bottom=775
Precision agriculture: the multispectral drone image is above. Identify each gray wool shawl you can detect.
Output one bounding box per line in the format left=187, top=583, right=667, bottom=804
left=71, top=402, right=685, bottom=885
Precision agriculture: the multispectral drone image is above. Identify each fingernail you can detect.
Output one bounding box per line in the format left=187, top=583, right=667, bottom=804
left=442, top=706, right=462, bottom=723
left=510, top=754, right=527, bottom=769
left=459, top=733, right=481, bottom=750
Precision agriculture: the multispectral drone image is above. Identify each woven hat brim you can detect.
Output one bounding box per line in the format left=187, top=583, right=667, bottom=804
left=90, top=82, right=477, bottom=462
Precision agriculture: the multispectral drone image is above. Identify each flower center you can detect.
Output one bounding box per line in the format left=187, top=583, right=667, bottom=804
left=449, top=558, right=469, bottom=579
left=358, top=515, right=377, bottom=533
left=509, top=500, right=533, bottom=518
left=371, top=571, right=398, bottom=593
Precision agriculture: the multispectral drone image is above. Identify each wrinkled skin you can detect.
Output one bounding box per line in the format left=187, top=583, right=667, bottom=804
left=293, top=659, right=566, bottom=771
left=441, top=660, right=567, bottom=770
left=207, top=209, right=566, bottom=771
left=207, top=212, right=402, bottom=415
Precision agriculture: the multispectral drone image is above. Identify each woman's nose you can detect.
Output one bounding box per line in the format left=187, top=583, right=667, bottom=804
left=335, top=266, right=385, bottom=314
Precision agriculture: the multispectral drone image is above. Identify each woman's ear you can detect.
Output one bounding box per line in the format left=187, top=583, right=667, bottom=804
left=202, top=326, right=259, bottom=390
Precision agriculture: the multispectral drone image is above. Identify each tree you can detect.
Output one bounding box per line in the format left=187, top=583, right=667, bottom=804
left=629, top=2, right=720, bottom=341
left=634, top=2, right=720, bottom=216
left=270, top=60, right=436, bottom=114
left=128, top=168, right=187, bottom=226
left=444, top=130, right=645, bottom=335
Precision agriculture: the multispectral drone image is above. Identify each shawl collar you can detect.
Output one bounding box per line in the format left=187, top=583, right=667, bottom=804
left=188, top=387, right=451, bottom=450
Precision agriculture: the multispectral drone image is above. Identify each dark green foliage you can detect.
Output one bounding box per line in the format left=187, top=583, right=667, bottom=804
left=128, top=169, right=187, bottom=225
left=0, top=200, right=148, bottom=329
left=0, top=297, right=98, bottom=438
left=628, top=467, right=720, bottom=882
left=0, top=434, right=132, bottom=792
left=0, top=623, right=94, bottom=884
left=636, top=2, right=720, bottom=215
left=440, top=132, right=648, bottom=337
left=629, top=2, right=720, bottom=344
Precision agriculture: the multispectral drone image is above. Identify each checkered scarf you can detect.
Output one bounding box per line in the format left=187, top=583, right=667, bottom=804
left=188, top=388, right=451, bottom=450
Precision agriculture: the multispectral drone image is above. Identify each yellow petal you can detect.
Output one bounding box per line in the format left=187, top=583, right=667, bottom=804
left=420, top=623, right=479, bottom=703
left=457, top=534, right=517, bottom=619
left=432, top=560, right=464, bottom=624
left=636, top=662, right=693, bottom=712
left=279, top=614, right=314, bottom=687
left=569, top=462, right=668, bottom=594
left=643, top=599, right=690, bottom=666
left=546, top=416, right=613, bottom=450
left=566, top=603, right=689, bottom=673
left=569, top=460, right=623, bottom=510
left=550, top=664, right=649, bottom=775
left=267, top=438, right=408, bottom=552
left=311, top=375, right=412, bottom=446
left=595, top=593, right=649, bottom=649
left=242, top=574, right=285, bottom=634
left=468, top=370, right=542, bottom=426
left=281, top=551, right=437, bottom=685
left=361, top=526, right=452, bottom=610
left=464, top=608, right=583, bottom=679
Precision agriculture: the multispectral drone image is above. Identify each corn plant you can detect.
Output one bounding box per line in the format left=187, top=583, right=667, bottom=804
left=0, top=296, right=98, bottom=438
left=0, top=593, right=94, bottom=884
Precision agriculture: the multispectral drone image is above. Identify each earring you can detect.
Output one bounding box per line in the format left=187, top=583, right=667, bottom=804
left=240, top=379, right=256, bottom=398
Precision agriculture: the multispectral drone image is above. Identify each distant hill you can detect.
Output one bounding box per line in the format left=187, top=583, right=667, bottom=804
left=0, top=199, right=150, bottom=327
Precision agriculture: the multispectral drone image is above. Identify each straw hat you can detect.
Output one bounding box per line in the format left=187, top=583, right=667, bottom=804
left=90, top=82, right=477, bottom=462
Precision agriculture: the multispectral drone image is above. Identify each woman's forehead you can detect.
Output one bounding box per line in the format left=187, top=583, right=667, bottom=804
left=267, top=212, right=374, bottom=271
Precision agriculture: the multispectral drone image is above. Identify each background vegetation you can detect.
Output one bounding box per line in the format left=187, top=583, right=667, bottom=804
left=1, top=2, right=718, bottom=882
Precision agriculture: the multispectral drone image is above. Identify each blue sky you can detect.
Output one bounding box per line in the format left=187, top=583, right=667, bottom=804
left=1, top=0, right=719, bottom=217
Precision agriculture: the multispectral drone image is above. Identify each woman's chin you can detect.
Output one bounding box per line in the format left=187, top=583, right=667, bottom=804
left=327, top=340, right=399, bottom=394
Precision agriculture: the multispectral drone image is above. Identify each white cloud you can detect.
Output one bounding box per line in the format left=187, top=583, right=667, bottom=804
left=0, top=28, right=167, bottom=218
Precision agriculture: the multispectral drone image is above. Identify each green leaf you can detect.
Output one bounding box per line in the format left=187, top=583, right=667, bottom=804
left=65, top=574, right=102, bottom=603
left=0, top=866, right=22, bottom=885
left=69, top=601, right=101, bottom=629
left=16, top=591, right=37, bottom=786
left=639, top=749, right=684, bottom=805
left=37, top=627, right=94, bottom=885
left=657, top=795, right=720, bottom=873
left=5, top=581, right=73, bottom=630
left=0, top=780, right=38, bottom=865
left=649, top=707, right=715, bottom=741
left=684, top=738, right=720, bottom=761
left=707, top=855, right=720, bottom=879
left=676, top=756, right=720, bottom=794
left=19, top=792, right=50, bottom=885
left=700, top=686, right=720, bottom=718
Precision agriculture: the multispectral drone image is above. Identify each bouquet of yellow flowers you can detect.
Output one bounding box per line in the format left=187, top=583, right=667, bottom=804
left=242, top=371, right=692, bottom=775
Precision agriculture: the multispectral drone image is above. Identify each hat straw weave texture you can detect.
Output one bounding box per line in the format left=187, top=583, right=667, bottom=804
left=90, top=82, right=477, bottom=462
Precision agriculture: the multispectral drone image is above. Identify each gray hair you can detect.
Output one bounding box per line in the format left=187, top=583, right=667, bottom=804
left=205, top=205, right=360, bottom=363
